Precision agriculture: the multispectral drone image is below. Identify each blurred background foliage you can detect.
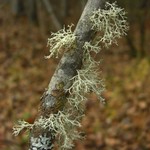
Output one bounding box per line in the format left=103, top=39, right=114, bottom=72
left=0, top=0, right=150, bottom=150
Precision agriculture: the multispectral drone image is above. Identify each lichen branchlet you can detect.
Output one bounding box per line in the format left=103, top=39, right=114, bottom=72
left=90, top=2, right=129, bottom=47
left=13, top=120, right=33, bottom=136
left=46, top=24, right=76, bottom=58
left=34, top=111, right=82, bottom=149
left=68, top=62, right=105, bottom=104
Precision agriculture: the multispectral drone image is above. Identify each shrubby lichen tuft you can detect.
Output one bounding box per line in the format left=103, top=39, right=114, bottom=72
left=82, top=41, right=102, bottom=65
left=34, top=111, right=82, bottom=149
left=46, top=24, right=76, bottom=58
left=90, top=2, right=129, bottom=47
left=68, top=62, right=105, bottom=103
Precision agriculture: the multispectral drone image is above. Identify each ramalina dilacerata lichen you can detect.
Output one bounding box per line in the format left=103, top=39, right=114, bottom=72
left=13, top=2, right=128, bottom=150
left=68, top=62, right=105, bottom=107
left=13, top=120, right=33, bottom=136
left=45, top=24, right=76, bottom=59
left=90, top=2, right=128, bottom=48
left=35, top=111, right=82, bottom=149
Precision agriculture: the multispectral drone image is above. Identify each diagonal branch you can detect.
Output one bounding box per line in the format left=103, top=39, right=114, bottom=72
left=29, top=0, right=105, bottom=149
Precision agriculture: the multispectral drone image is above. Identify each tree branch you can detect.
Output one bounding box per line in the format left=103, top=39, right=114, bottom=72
left=29, top=0, right=105, bottom=149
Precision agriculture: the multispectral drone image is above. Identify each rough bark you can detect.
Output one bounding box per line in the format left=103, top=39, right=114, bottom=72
left=29, top=0, right=105, bottom=149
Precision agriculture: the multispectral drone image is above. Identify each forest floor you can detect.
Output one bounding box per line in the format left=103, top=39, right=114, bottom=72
left=0, top=3, right=150, bottom=150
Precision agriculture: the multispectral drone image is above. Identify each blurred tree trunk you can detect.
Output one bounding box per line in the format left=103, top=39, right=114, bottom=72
left=81, top=0, right=87, bottom=11
left=29, top=0, right=105, bottom=149
left=11, top=0, right=25, bottom=16
left=27, top=0, right=38, bottom=24
left=126, top=33, right=137, bottom=57
left=138, top=0, right=149, bottom=57
left=42, top=0, right=62, bottom=30
left=116, top=0, right=150, bottom=58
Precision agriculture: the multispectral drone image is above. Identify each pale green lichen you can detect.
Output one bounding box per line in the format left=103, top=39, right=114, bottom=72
left=68, top=62, right=105, bottom=106
left=46, top=24, right=76, bottom=58
left=83, top=41, right=100, bottom=54
left=13, top=120, right=33, bottom=136
left=34, top=111, right=82, bottom=149
left=67, top=94, right=87, bottom=111
left=13, top=2, right=128, bottom=150
left=13, top=111, right=82, bottom=149
left=82, top=41, right=102, bottom=65
left=90, top=2, right=129, bottom=47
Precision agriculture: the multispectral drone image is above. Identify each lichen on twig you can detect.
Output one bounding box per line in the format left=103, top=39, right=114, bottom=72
left=90, top=2, right=129, bottom=47
left=45, top=24, right=76, bottom=58
left=68, top=62, right=105, bottom=106
left=13, top=2, right=129, bottom=149
left=34, top=111, right=82, bottom=149
left=13, top=120, right=33, bottom=136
